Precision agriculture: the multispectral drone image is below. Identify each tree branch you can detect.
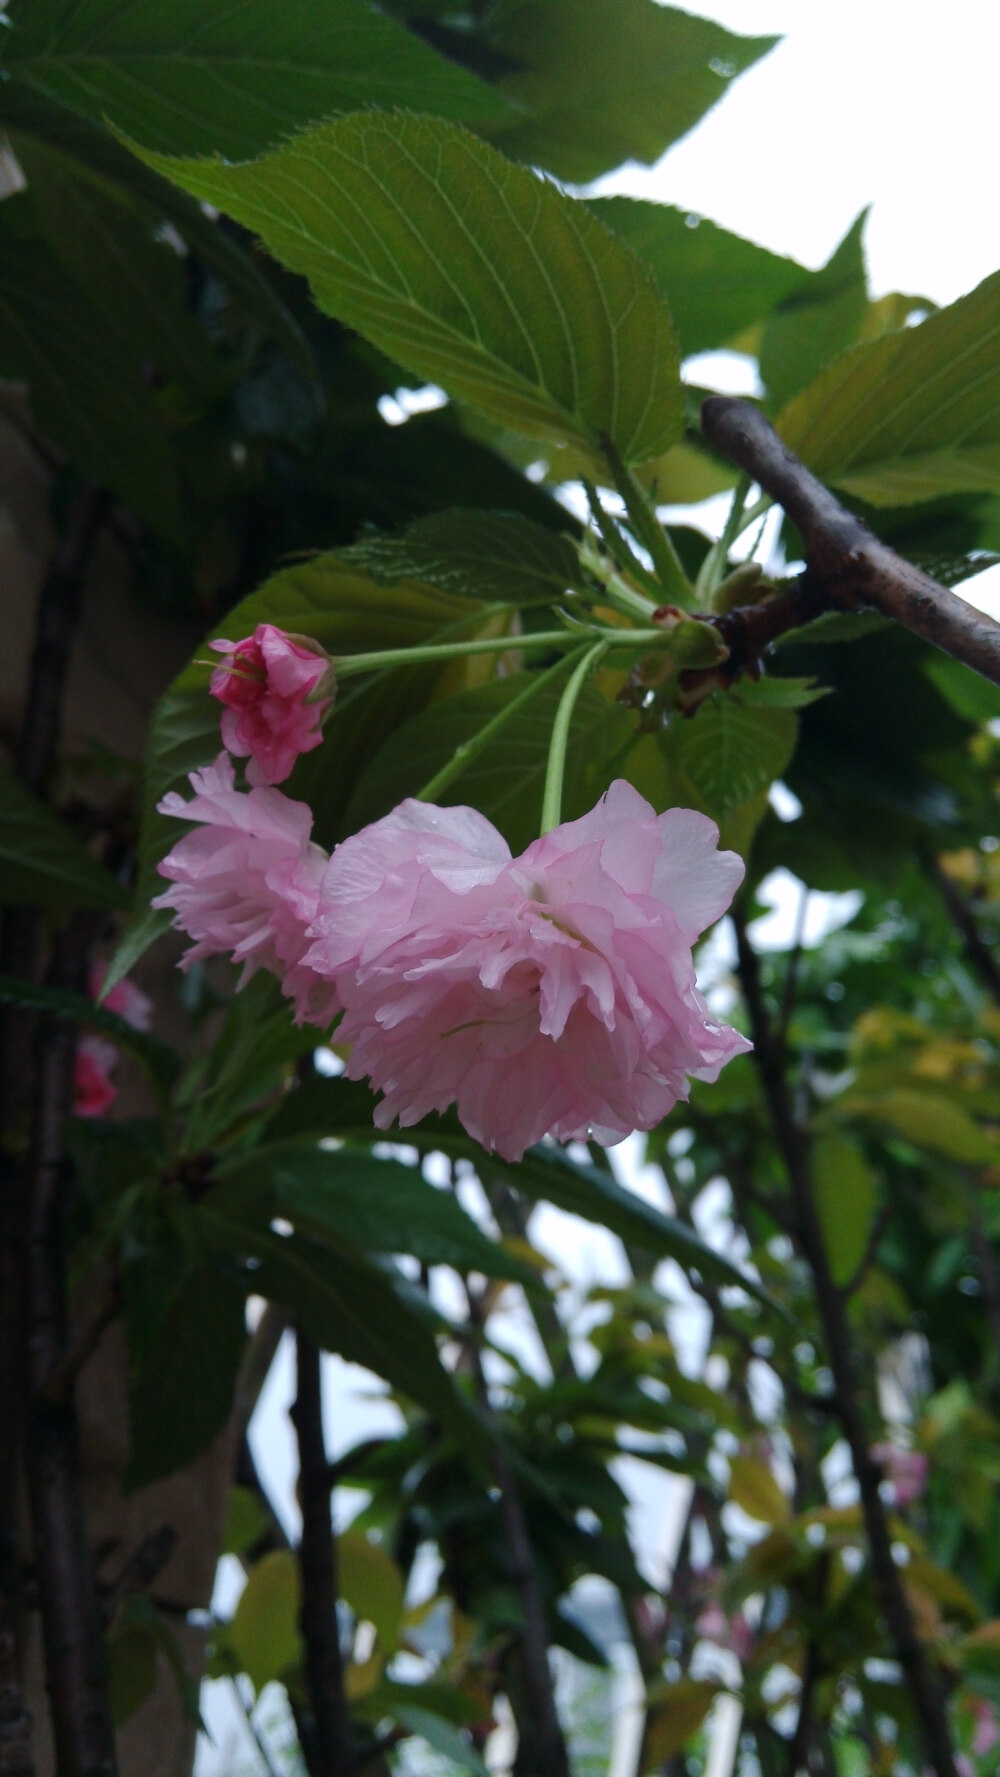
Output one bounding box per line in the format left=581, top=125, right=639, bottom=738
left=925, top=853, right=1000, bottom=1005
left=700, top=397, right=1000, bottom=687
left=290, top=1331, right=355, bottom=1777
left=731, top=907, right=959, bottom=1777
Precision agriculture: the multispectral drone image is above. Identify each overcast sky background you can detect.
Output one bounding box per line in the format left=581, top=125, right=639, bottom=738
left=198, top=7, right=1000, bottom=1770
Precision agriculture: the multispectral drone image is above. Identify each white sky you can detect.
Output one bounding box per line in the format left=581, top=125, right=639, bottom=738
left=199, top=10, right=1000, bottom=1770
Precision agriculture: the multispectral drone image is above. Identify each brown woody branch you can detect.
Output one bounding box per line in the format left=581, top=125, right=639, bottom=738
left=732, top=909, right=959, bottom=1777
left=700, top=397, right=1000, bottom=687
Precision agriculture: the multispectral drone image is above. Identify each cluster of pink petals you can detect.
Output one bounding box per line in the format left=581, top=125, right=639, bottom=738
left=73, top=968, right=154, bottom=1119
left=304, top=783, right=749, bottom=1160
left=209, top=623, right=332, bottom=786
left=156, top=761, right=749, bottom=1160
left=695, top=1599, right=754, bottom=1663
left=152, top=755, right=338, bottom=1027
left=871, top=1441, right=929, bottom=1508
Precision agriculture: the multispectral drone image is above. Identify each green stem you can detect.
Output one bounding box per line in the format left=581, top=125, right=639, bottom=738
left=539, top=641, right=609, bottom=834
left=416, top=652, right=579, bottom=805
left=698, top=473, right=750, bottom=604
left=335, top=626, right=667, bottom=679
left=600, top=439, right=693, bottom=607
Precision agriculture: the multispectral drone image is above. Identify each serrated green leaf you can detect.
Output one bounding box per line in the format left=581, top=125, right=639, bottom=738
left=346, top=665, right=635, bottom=854
left=737, top=675, right=828, bottom=710
left=4, top=0, right=511, bottom=160
left=344, top=509, right=582, bottom=608
left=485, top=0, right=776, bottom=185
left=811, top=1132, right=879, bottom=1288
left=393, top=1704, right=489, bottom=1777
left=778, top=270, right=1000, bottom=505
left=0, top=194, right=181, bottom=534
left=663, top=692, right=798, bottom=820
left=131, top=113, right=683, bottom=471
left=0, top=767, right=128, bottom=910
left=589, top=196, right=805, bottom=357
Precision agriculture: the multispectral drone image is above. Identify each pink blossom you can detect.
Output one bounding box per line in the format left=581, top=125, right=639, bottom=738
left=72, top=970, right=154, bottom=1117
left=695, top=1601, right=754, bottom=1662
left=153, top=755, right=337, bottom=1025
left=209, top=623, right=332, bottom=786
left=971, top=1698, right=1000, bottom=1758
left=872, top=1442, right=929, bottom=1508
left=73, top=1035, right=120, bottom=1117
left=303, top=780, right=749, bottom=1162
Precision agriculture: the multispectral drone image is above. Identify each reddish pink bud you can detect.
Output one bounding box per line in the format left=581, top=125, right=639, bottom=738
left=209, top=624, right=333, bottom=786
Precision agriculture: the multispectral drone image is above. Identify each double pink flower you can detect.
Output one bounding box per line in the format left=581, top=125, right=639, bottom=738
left=155, top=747, right=749, bottom=1159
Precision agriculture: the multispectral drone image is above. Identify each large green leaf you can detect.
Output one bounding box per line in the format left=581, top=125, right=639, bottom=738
left=125, top=1257, right=247, bottom=1487
left=1, top=82, right=312, bottom=372
left=344, top=510, right=583, bottom=608
left=0, top=767, right=128, bottom=910
left=811, top=1132, right=879, bottom=1288
left=778, top=270, right=1000, bottom=505
left=213, top=1140, right=536, bottom=1282
left=133, top=114, right=683, bottom=470
left=16, top=132, right=220, bottom=395
left=484, top=0, right=777, bottom=185
left=198, top=1208, right=490, bottom=1456
left=345, top=666, right=636, bottom=855
left=760, top=210, right=870, bottom=410
left=2, top=0, right=511, bottom=159
left=0, top=194, right=181, bottom=533
left=588, top=197, right=805, bottom=358
left=262, top=1077, right=769, bottom=1302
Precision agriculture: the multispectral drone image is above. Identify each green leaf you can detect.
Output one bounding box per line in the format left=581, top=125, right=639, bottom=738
left=0, top=195, right=181, bottom=533
left=222, top=1486, right=269, bottom=1557
left=778, top=270, right=1000, bottom=505
left=838, top=1086, right=998, bottom=1165
left=108, top=1625, right=158, bottom=1727
left=393, top=1704, right=489, bottom=1777
left=263, top=1076, right=774, bottom=1306
left=16, top=131, right=220, bottom=395
left=346, top=667, right=636, bottom=855
left=736, top=676, right=828, bottom=710
left=0, top=767, right=128, bottom=910
left=344, top=510, right=583, bottom=608
left=643, top=1678, right=720, bottom=1764
left=811, top=1132, right=879, bottom=1287
left=760, top=210, right=870, bottom=409
left=0, top=974, right=180, bottom=1098
left=198, top=1209, right=490, bottom=1458
left=125, top=1260, right=247, bottom=1488
left=484, top=0, right=777, bottom=185
left=728, top=1453, right=790, bottom=1524
left=132, top=113, right=683, bottom=470
left=2, top=81, right=313, bottom=373
left=4, top=0, right=511, bottom=159
left=589, top=197, right=805, bottom=357
left=217, top=1140, right=536, bottom=1282
left=229, top=1551, right=301, bottom=1692
left=182, top=973, right=319, bottom=1152
left=923, top=654, right=1000, bottom=723
left=337, top=1532, right=404, bottom=1650
left=662, top=692, right=799, bottom=821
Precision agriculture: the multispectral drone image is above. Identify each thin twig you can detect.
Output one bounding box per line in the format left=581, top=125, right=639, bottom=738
left=731, top=907, right=959, bottom=1777
left=700, top=397, right=1000, bottom=688
left=290, top=1331, right=355, bottom=1777
left=464, top=1291, right=572, bottom=1777
left=925, top=853, right=1000, bottom=1004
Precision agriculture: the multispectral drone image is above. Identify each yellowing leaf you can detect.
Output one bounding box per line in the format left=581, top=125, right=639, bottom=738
left=643, top=1679, right=720, bottom=1766
left=337, top=1532, right=404, bottom=1652
left=230, top=1551, right=301, bottom=1692
left=811, top=1132, right=879, bottom=1287
left=728, top=1454, right=790, bottom=1525
left=839, top=1087, right=996, bottom=1165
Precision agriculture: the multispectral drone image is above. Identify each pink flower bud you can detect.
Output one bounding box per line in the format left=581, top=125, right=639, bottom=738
left=871, top=1442, right=929, bottom=1508
left=209, top=623, right=333, bottom=786
left=72, top=971, right=154, bottom=1117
